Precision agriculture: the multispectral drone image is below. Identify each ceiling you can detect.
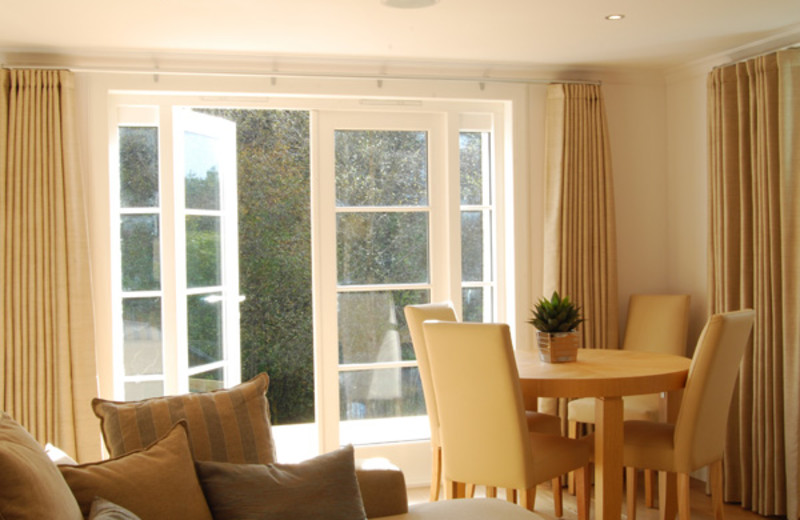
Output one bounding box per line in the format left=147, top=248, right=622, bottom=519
left=2, top=0, right=800, bottom=71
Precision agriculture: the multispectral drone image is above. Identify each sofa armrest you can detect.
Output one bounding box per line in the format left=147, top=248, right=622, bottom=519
left=355, top=458, right=409, bottom=518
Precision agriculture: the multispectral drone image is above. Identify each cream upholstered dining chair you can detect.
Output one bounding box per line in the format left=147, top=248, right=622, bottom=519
left=405, top=303, right=562, bottom=504
left=623, top=309, right=754, bottom=520
left=421, top=320, right=592, bottom=517
left=567, top=293, right=690, bottom=501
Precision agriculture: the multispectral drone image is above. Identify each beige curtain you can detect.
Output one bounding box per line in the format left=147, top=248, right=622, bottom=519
left=543, top=83, right=619, bottom=352
left=0, top=69, right=99, bottom=461
left=778, top=49, right=800, bottom=520
left=707, top=49, right=800, bottom=519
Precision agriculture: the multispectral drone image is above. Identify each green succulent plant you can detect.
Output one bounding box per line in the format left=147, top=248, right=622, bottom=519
left=528, top=291, right=584, bottom=333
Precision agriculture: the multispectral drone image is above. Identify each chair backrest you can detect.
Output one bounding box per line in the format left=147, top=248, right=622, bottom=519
left=422, top=321, right=534, bottom=490
left=622, top=294, right=691, bottom=355
left=674, top=309, right=754, bottom=472
left=404, top=302, right=458, bottom=445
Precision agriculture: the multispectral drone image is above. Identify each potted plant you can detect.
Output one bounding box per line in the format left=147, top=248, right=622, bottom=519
left=528, top=291, right=584, bottom=363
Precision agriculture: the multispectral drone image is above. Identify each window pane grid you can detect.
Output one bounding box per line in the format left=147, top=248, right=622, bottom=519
left=459, top=129, right=495, bottom=322
left=338, top=361, right=418, bottom=372
left=119, top=122, right=164, bottom=400
left=334, top=206, right=430, bottom=213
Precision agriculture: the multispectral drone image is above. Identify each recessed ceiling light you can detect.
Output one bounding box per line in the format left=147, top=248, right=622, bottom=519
left=605, top=14, right=625, bottom=20
left=381, top=0, right=439, bottom=8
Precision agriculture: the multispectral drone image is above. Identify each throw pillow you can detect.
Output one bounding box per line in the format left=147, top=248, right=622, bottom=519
left=92, top=373, right=276, bottom=464
left=0, top=412, right=83, bottom=520
left=89, top=497, right=141, bottom=520
left=59, top=422, right=213, bottom=520
left=196, top=445, right=367, bottom=520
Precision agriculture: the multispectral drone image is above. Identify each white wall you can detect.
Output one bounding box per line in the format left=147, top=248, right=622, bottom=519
left=603, top=74, right=671, bottom=336
left=665, top=66, right=713, bottom=345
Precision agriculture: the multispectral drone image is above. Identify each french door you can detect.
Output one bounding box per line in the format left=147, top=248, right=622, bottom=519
left=317, top=111, right=449, bottom=454
left=115, top=105, right=240, bottom=399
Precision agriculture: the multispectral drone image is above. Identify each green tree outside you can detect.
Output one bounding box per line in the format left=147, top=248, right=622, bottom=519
left=198, top=108, right=313, bottom=425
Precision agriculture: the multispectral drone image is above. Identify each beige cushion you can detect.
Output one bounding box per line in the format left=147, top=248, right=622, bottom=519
left=196, top=445, right=367, bottom=520
left=59, top=422, right=213, bottom=520
left=622, top=294, right=690, bottom=354
left=622, top=420, right=675, bottom=472
left=529, top=432, right=592, bottom=483
left=88, top=497, right=141, bottom=520
left=378, top=498, right=538, bottom=519
left=92, top=373, right=276, bottom=464
left=524, top=410, right=561, bottom=434
left=0, top=412, right=83, bottom=520
left=569, top=393, right=662, bottom=424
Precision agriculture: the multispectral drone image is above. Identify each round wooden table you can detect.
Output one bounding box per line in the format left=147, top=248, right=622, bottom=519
left=515, top=348, right=691, bottom=520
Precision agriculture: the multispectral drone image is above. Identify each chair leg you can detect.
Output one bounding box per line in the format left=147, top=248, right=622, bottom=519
left=552, top=477, right=563, bottom=516
left=626, top=467, right=638, bottom=520
left=645, top=469, right=657, bottom=508
left=576, top=465, right=591, bottom=520
left=506, top=488, right=517, bottom=503
left=445, top=479, right=458, bottom=500
left=465, top=483, right=476, bottom=498
left=519, top=487, right=537, bottom=511
left=430, top=445, right=442, bottom=501
left=486, top=486, right=497, bottom=498
left=568, top=420, right=579, bottom=495
left=677, top=473, right=691, bottom=520
left=709, top=460, right=725, bottom=520
left=659, top=470, right=678, bottom=520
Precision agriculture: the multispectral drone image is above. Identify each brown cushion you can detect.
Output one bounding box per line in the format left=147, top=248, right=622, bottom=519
left=196, top=445, right=367, bottom=520
left=59, top=422, right=213, bottom=520
left=92, top=373, right=275, bottom=464
left=88, top=497, right=141, bottom=520
left=0, top=411, right=83, bottom=520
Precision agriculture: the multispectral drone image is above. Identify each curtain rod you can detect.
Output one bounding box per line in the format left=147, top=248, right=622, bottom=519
left=1, top=62, right=602, bottom=86
left=714, top=43, right=800, bottom=70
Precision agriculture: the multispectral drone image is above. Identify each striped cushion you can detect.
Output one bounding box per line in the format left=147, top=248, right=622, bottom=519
left=92, top=373, right=275, bottom=464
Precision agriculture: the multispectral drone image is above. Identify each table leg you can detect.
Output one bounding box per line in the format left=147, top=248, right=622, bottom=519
left=595, top=396, right=624, bottom=520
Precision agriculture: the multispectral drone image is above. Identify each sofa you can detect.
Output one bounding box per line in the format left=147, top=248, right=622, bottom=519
left=0, top=374, right=538, bottom=520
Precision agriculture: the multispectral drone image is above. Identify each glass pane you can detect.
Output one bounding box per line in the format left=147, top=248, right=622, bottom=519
left=190, top=368, right=225, bottom=393
left=121, top=215, right=160, bottom=291
left=186, top=216, right=221, bottom=288
left=187, top=293, right=223, bottom=367
left=122, top=297, right=163, bottom=376
left=462, top=287, right=492, bottom=322
left=338, top=290, right=429, bottom=365
left=461, top=210, right=484, bottom=282
left=337, top=212, right=428, bottom=285
left=335, top=130, right=428, bottom=207
left=460, top=131, right=484, bottom=205
left=125, top=380, right=164, bottom=401
left=194, top=108, right=313, bottom=426
left=120, top=127, right=159, bottom=208
left=339, top=367, right=425, bottom=421
left=184, top=131, right=221, bottom=210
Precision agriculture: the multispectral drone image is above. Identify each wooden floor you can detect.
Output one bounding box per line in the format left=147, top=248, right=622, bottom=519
left=407, top=478, right=767, bottom=520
